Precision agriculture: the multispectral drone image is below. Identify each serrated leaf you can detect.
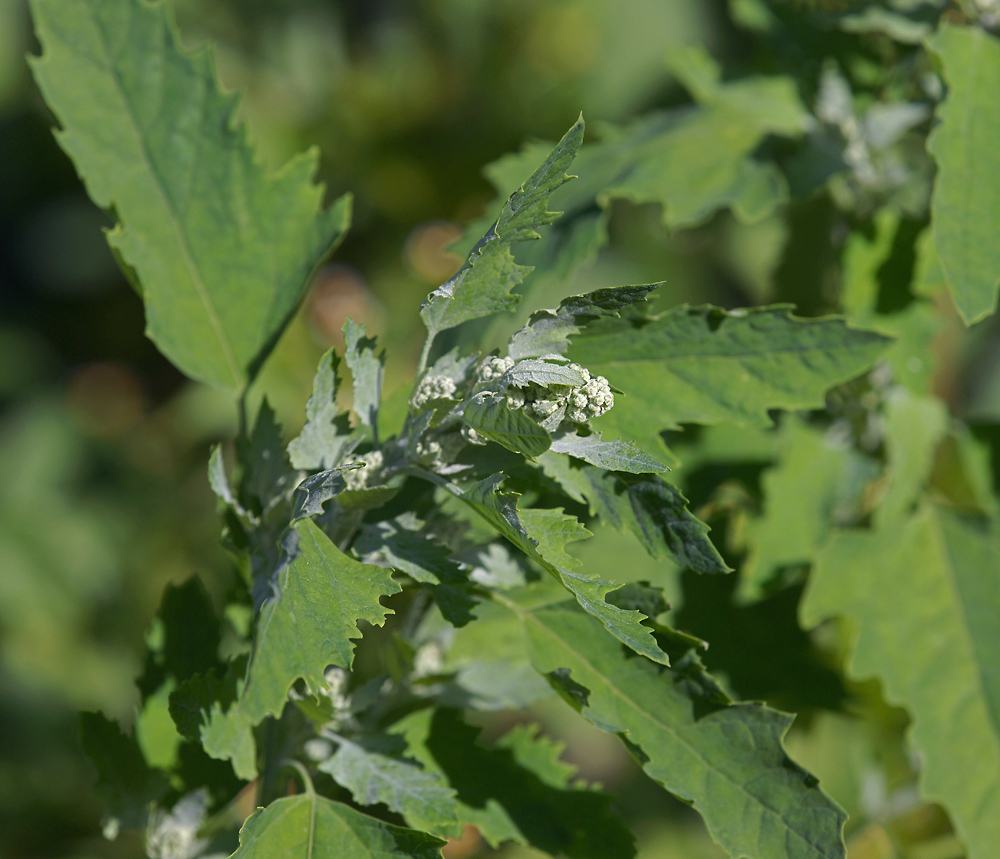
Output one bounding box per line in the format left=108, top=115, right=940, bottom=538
left=240, top=518, right=400, bottom=723
left=231, top=792, right=446, bottom=859
left=319, top=738, right=462, bottom=838
left=515, top=602, right=847, bottom=859
left=343, top=319, right=384, bottom=431
left=801, top=505, right=1000, bottom=859
left=928, top=25, right=1000, bottom=325
left=291, top=468, right=352, bottom=521
left=741, top=420, right=879, bottom=601
left=287, top=349, right=357, bottom=470
left=502, top=359, right=587, bottom=388
left=539, top=460, right=728, bottom=574
left=549, top=432, right=667, bottom=474
left=28, top=0, right=351, bottom=393
left=567, top=306, right=892, bottom=449
left=79, top=712, right=169, bottom=831
left=508, top=284, right=659, bottom=360
left=395, top=708, right=635, bottom=859
left=238, top=399, right=295, bottom=514
left=462, top=393, right=551, bottom=457
left=458, top=475, right=671, bottom=664
left=419, top=118, right=584, bottom=337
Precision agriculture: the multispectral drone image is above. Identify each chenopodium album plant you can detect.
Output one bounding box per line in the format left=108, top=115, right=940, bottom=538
left=34, top=0, right=1000, bottom=857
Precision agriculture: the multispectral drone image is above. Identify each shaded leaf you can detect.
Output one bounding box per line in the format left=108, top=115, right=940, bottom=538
left=419, top=118, right=584, bottom=337
left=396, top=708, right=635, bottom=859
left=928, top=25, right=1000, bottom=325
left=801, top=505, right=1000, bottom=859
left=291, top=467, right=353, bottom=521
left=29, top=0, right=350, bottom=393
left=231, top=791, right=445, bottom=859
left=516, top=602, right=847, bottom=859
left=463, top=393, right=551, bottom=457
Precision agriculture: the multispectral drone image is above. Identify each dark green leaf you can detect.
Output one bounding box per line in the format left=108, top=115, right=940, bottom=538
left=463, top=393, right=552, bottom=457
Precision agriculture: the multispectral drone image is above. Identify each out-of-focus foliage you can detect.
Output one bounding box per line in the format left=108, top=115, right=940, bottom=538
left=6, top=0, right=1000, bottom=857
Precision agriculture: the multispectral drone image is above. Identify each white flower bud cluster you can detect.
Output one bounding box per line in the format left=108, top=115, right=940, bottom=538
left=343, top=449, right=384, bottom=490
left=461, top=425, right=487, bottom=445
left=502, top=361, right=614, bottom=429
left=478, top=355, right=515, bottom=382
left=410, top=374, right=457, bottom=409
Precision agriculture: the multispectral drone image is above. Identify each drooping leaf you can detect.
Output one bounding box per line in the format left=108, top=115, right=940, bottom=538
left=458, top=475, right=672, bottom=664
left=290, top=467, right=355, bottom=521
left=515, top=602, right=847, bottom=859
left=395, top=708, right=635, bottom=859
left=928, top=24, right=1000, bottom=325
left=740, top=419, right=879, bottom=601
left=539, top=461, right=728, bottom=573
left=507, top=284, right=659, bottom=360
left=240, top=518, right=401, bottom=723
left=462, top=393, right=552, bottom=457
left=28, top=0, right=351, bottom=393
left=230, top=791, right=446, bottom=859
left=549, top=432, right=667, bottom=474
left=319, top=737, right=462, bottom=838
left=79, top=712, right=169, bottom=831
left=287, top=349, right=357, bottom=470
left=801, top=505, right=1000, bottom=859
left=419, top=117, right=584, bottom=337
left=343, top=319, right=385, bottom=432
left=567, top=306, right=892, bottom=454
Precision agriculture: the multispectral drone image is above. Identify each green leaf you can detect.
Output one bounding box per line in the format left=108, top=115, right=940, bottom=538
left=875, top=390, right=948, bottom=527
left=928, top=25, right=1000, bottom=325
left=28, top=0, right=351, bottom=393
left=801, top=505, right=1000, bottom=859
left=567, top=306, right=892, bottom=448
left=503, top=359, right=588, bottom=388
left=287, top=349, right=357, bottom=470
left=79, top=712, right=169, bottom=831
left=462, top=393, right=552, bottom=457
left=319, top=738, right=462, bottom=838
left=459, top=475, right=672, bottom=664
left=539, top=461, right=728, bottom=574
left=419, top=117, right=584, bottom=337
left=507, top=284, right=659, bottom=360
left=238, top=399, right=295, bottom=513
left=343, top=320, right=384, bottom=431
left=231, top=791, right=446, bottom=859
left=549, top=432, right=668, bottom=474
left=290, top=468, right=351, bottom=521
left=240, top=518, right=401, bottom=723
left=515, top=601, right=847, bottom=859
left=741, top=419, right=879, bottom=601
left=395, top=708, right=635, bottom=859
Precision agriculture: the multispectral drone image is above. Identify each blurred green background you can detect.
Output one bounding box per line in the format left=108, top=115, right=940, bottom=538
left=2, top=0, right=997, bottom=856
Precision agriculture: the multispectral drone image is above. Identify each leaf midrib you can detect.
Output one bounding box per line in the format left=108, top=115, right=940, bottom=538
left=91, top=9, right=242, bottom=390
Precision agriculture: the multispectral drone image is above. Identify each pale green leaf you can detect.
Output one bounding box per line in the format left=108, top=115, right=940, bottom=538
left=231, top=792, right=445, bottom=859
left=567, top=306, right=892, bottom=438
left=503, top=359, right=587, bottom=388
left=507, top=284, right=658, bottom=360
left=801, top=506, right=1000, bottom=859
left=741, top=420, right=879, bottom=601
left=287, top=349, right=357, bottom=470
left=458, top=475, right=671, bottom=664
left=343, top=320, right=384, bottom=431
left=419, top=118, right=584, bottom=337
left=394, top=708, right=635, bottom=858
left=875, top=390, right=948, bottom=527
left=240, top=518, right=400, bottom=723
left=928, top=24, right=1000, bottom=325
left=549, top=431, right=668, bottom=473
left=319, top=738, right=461, bottom=838
left=515, top=602, right=847, bottom=859
left=29, top=0, right=351, bottom=393
left=462, top=393, right=551, bottom=457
